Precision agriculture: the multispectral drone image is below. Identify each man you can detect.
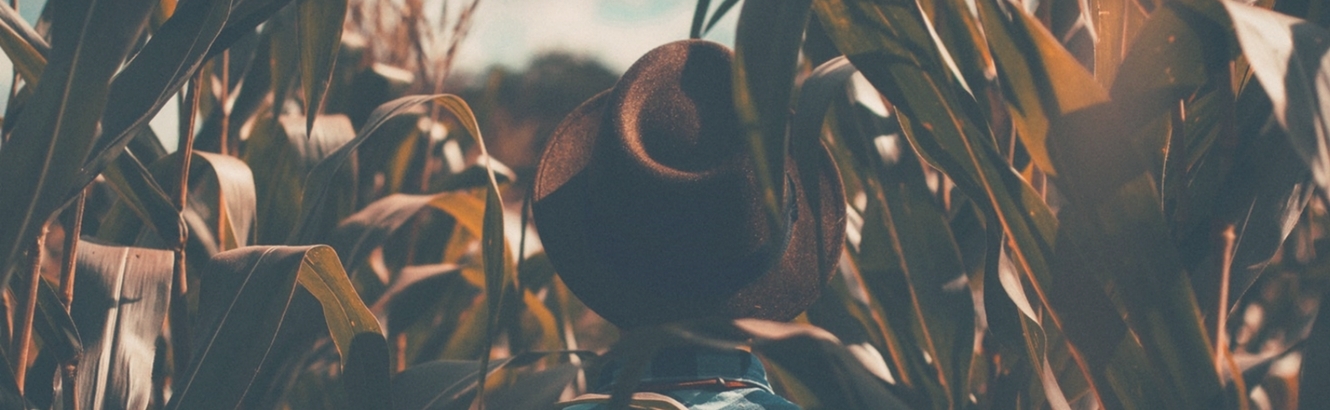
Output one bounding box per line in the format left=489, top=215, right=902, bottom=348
left=532, top=39, right=846, bottom=409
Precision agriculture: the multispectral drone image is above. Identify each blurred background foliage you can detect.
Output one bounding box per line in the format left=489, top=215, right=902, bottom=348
left=0, top=0, right=1325, bottom=409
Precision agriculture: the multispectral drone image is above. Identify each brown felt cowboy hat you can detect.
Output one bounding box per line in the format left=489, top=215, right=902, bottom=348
left=531, top=40, right=846, bottom=329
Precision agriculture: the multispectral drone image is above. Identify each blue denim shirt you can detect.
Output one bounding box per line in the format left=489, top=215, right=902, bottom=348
left=559, top=347, right=801, bottom=409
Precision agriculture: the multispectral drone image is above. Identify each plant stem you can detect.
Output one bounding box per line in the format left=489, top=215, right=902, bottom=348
left=2, top=0, right=17, bottom=145
left=0, top=292, right=10, bottom=352
left=58, top=189, right=87, bottom=409
left=1214, top=225, right=1235, bottom=375
left=60, top=189, right=87, bottom=308
left=170, top=71, right=203, bottom=383
left=219, top=50, right=230, bottom=157
left=14, top=223, right=47, bottom=393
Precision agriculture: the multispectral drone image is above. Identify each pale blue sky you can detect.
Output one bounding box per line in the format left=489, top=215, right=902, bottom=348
left=453, top=0, right=737, bottom=73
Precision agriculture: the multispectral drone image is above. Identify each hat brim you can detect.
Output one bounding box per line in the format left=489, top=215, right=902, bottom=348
left=532, top=91, right=847, bottom=328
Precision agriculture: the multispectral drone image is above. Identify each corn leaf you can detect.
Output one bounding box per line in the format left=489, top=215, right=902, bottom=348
left=208, top=0, right=295, bottom=57
left=482, top=363, right=582, bottom=409
left=0, top=2, right=47, bottom=84
left=0, top=0, right=156, bottom=287
left=344, top=332, right=393, bottom=409
left=689, top=0, right=711, bottom=38
left=1090, top=0, right=1149, bottom=88
left=734, top=0, right=810, bottom=218
left=1301, top=280, right=1330, bottom=407
left=167, top=245, right=379, bottom=409
left=69, top=240, right=174, bottom=410
left=811, top=2, right=1172, bottom=409
left=329, top=192, right=484, bottom=285
left=976, top=0, right=1109, bottom=176
left=290, top=95, right=440, bottom=244
left=247, top=114, right=357, bottom=244
left=8, top=267, right=85, bottom=367
left=99, top=151, right=186, bottom=246
left=433, top=95, right=510, bottom=408
left=297, top=0, right=347, bottom=136
left=793, top=56, right=974, bottom=408
left=0, top=354, right=24, bottom=409
left=931, top=0, right=995, bottom=95
left=1226, top=1, right=1330, bottom=193
left=81, top=0, right=232, bottom=192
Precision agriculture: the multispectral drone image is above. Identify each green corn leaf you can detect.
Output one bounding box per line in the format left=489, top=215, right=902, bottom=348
left=248, top=114, right=357, bottom=244
left=329, top=192, right=492, bottom=298
left=297, top=0, right=347, bottom=137
left=7, top=267, right=85, bottom=368
left=734, top=0, right=810, bottom=221
left=1090, top=0, right=1149, bottom=88
left=81, top=0, right=232, bottom=194
left=434, top=94, right=509, bottom=408
left=0, top=1, right=47, bottom=84
left=793, top=56, right=974, bottom=409
left=69, top=240, right=174, bottom=410
left=99, top=150, right=186, bottom=247
left=1226, top=1, right=1330, bottom=193
left=286, top=94, right=509, bottom=406
left=167, top=245, right=381, bottom=410
left=0, top=0, right=156, bottom=288
left=976, top=0, right=1108, bottom=176
left=0, top=351, right=27, bottom=409
left=811, top=2, right=1181, bottom=409
left=931, top=0, right=994, bottom=96
left=344, top=332, right=393, bottom=409
left=689, top=0, right=710, bottom=38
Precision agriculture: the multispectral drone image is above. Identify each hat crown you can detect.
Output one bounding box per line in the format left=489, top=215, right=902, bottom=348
left=590, top=40, right=772, bottom=296
left=531, top=40, right=847, bottom=328
left=611, top=41, right=742, bottom=176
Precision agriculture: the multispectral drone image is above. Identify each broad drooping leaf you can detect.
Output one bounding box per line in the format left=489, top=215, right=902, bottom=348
left=245, top=113, right=357, bottom=244
left=167, top=245, right=382, bottom=410
left=329, top=193, right=479, bottom=284
left=68, top=240, right=174, bottom=410
left=0, top=0, right=156, bottom=287
left=157, top=152, right=258, bottom=253
left=287, top=94, right=510, bottom=399
left=98, top=151, right=257, bottom=256
left=976, top=0, right=1108, bottom=175
left=1225, top=1, right=1330, bottom=193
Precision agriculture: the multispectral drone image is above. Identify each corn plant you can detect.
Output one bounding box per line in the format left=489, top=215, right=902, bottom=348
left=0, top=0, right=1326, bottom=409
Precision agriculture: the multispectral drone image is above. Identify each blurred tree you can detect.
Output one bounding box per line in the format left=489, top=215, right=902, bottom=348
left=462, top=52, right=618, bottom=180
